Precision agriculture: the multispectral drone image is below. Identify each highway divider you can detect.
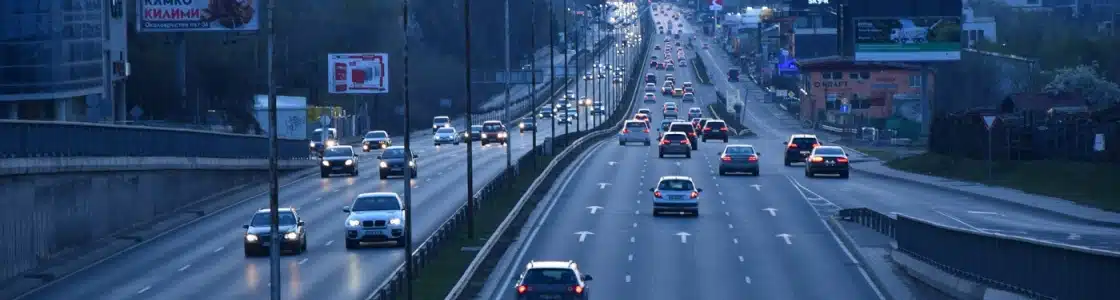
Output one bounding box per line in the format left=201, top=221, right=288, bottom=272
left=837, top=208, right=1120, bottom=299
left=361, top=16, right=650, bottom=300
left=691, top=53, right=711, bottom=85
left=708, top=92, right=755, bottom=137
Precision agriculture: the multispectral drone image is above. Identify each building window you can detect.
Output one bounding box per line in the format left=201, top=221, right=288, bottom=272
left=849, top=73, right=858, bottom=79
left=859, top=72, right=870, bottom=79
left=909, top=75, right=921, bottom=88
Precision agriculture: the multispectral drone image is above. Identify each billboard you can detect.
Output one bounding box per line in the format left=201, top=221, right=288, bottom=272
left=137, top=0, right=260, bottom=32
left=853, top=17, right=961, bottom=62
left=328, top=53, right=390, bottom=94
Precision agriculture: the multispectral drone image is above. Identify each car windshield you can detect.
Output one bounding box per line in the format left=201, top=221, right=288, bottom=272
left=310, top=131, right=333, bottom=141
left=658, top=179, right=694, bottom=190
left=669, top=124, right=694, bottom=133
left=365, top=131, right=387, bottom=139
left=522, top=268, right=579, bottom=285
left=706, top=122, right=726, bottom=129
left=664, top=134, right=686, bottom=141
left=352, top=196, right=401, bottom=211
left=250, top=211, right=297, bottom=227
left=690, top=108, right=700, bottom=112
left=792, top=137, right=819, bottom=147
left=815, top=148, right=846, bottom=156
left=324, top=147, right=353, bottom=156
left=726, top=147, right=755, bottom=155
left=483, top=123, right=503, bottom=131
left=437, top=128, right=455, bottom=134
left=626, top=122, right=646, bottom=129
left=433, top=117, right=450, bottom=124
left=382, top=148, right=408, bottom=158
left=471, top=126, right=482, bottom=132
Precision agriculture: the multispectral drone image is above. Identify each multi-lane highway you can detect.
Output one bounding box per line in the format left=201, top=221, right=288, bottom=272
left=14, top=13, right=642, bottom=300
left=485, top=3, right=1118, bottom=299
left=690, top=13, right=1120, bottom=251
left=487, top=4, right=885, bottom=299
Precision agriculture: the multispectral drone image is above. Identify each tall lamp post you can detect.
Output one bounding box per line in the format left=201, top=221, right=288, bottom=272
left=464, top=0, right=476, bottom=239
left=549, top=0, right=556, bottom=153
left=530, top=0, right=537, bottom=165
left=265, top=0, right=280, bottom=298
left=563, top=3, right=570, bottom=146
left=400, top=0, right=414, bottom=299
left=503, top=0, right=512, bottom=172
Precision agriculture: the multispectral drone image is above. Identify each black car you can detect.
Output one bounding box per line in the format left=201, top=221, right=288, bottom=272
left=804, top=146, right=850, bottom=178
left=480, top=121, right=508, bottom=145
left=320, top=146, right=359, bottom=178
left=667, top=122, right=699, bottom=150
left=465, top=125, right=483, bottom=141
left=377, top=146, right=419, bottom=179
left=514, top=261, right=593, bottom=300
left=700, top=120, right=729, bottom=142
left=783, top=134, right=821, bottom=166
left=243, top=208, right=306, bottom=256
left=519, top=117, right=537, bottom=133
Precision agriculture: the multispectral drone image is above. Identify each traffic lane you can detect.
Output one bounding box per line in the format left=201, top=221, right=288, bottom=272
left=692, top=145, right=884, bottom=300
left=695, top=37, right=1120, bottom=251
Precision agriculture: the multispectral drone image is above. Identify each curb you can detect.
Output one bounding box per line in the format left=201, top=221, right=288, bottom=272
left=825, top=217, right=895, bottom=300
left=848, top=164, right=1120, bottom=228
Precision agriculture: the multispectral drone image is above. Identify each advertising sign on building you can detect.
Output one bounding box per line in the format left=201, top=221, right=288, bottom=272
left=327, top=53, right=390, bottom=94
left=709, top=0, right=723, bottom=11
left=854, top=17, right=961, bottom=62
left=138, top=0, right=260, bottom=32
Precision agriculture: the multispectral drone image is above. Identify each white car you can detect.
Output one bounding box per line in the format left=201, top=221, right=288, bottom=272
left=618, top=120, right=651, bottom=146
left=361, top=130, right=391, bottom=152
left=649, top=176, right=702, bottom=216
left=433, top=127, right=460, bottom=146
left=343, top=192, right=407, bottom=248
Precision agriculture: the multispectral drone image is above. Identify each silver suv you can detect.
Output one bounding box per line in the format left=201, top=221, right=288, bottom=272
left=649, top=176, right=703, bottom=216
left=343, top=192, right=407, bottom=248
left=618, top=120, right=651, bottom=146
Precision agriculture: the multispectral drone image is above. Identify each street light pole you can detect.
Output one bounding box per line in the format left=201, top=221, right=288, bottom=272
left=401, top=0, right=414, bottom=298
left=503, top=0, right=512, bottom=172
left=265, top=0, right=280, bottom=298
left=563, top=2, right=570, bottom=145
left=549, top=0, right=556, bottom=153
left=464, top=0, right=476, bottom=239
left=530, top=0, right=537, bottom=166
left=581, top=20, right=588, bottom=132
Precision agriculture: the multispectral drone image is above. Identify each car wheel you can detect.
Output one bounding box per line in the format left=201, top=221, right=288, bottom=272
left=363, top=149, right=370, bottom=152
left=784, top=160, right=791, bottom=166
left=379, top=173, right=387, bottom=180
left=751, top=169, right=760, bottom=176
left=619, top=140, right=625, bottom=146
left=718, top=169, right=725, bottom=176
left=702, top=137, right=707, bottom=142
left=644, top=141, right=651, bottom=146
left=723, top=138, right=729, bottom=143
left=691, top=144, right=698, bottom=150
left=481, top=142, right=488, bottom=146
left=804, top=170, right=813, bottom=177
left=244, top=248, right=254, bottom=257
left=344, top=240, right=359, bottom=249
left=686, top=152, right=692, bottom=158
left=840, top=171, right=849, bottom=178
left=352, top=169, right=359, bottom=176
left=411, top=172, right=417, bottom=179
left=455, top=142, right=460, bottom=145
left=395, top=237, right=407, bottom=247
left=659, top=152, right=664, bottom=158
left=301, top=240, right=308, bottom=253
left=652, top=209, right=659, bottom=216
left=434, top=143, right=438, bottom=146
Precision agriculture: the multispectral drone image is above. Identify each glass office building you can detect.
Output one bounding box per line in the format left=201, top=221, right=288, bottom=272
left=1, top=0, right=105, bottom=120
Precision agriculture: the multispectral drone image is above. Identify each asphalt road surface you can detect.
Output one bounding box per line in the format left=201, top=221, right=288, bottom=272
left=15, top=24, right=639, bottom=300
left=488, top=5, right=886, bottom=300
left=691, top=14, right=1120, bottom=252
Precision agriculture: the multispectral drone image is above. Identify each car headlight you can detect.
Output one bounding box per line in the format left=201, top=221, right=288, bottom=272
left=433, top=125, right=438, bottom=129
left=519, top=124, right=525, bottom=129
left=347, top=219, right=361, bottom=227
left=326, top=140, right=337, bottom=147
left=345, top=159, right=353, bottom=166
left=408, top=161, right=415, bottom=167
left=309, top=142, right=315, bottom=147
left=481, top=133, right=488, bottom=138
left=379, top=161, right=388, bottom=168
left=284, top=232, right=299, bottom=240
left=433, top=135, right=440, bottom=140
left=362, top=144, right=370, bottom=149
left=321, top=160, right=330, bottom=166
left=498, top=132, right=507, bottom=138
left=389, top=218, right=402, bottom=225
left=245, top=234, right=259, bottom=242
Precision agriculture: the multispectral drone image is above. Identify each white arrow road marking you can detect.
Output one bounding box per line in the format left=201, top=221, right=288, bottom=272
left=777, top=233, right=793, bottom=245
left=625, top=274, right=632, bottom=283
left=632, top=222, right=638, bottom=228
left=1068, top=233, right=1082, bottom=240
left=676, top=232, right=691, bottom=243
left=598, top=182, right=612, bottom=189
left=628, top=254, right=634, bottom=261
left=750, top=184, right=761, bottom=191
left=728, top=224, right=734, bottom=229
left=763, top=208, right=777, bottom=216
left=325, top=240, right=334, bottom=246
left=213, top=247, right=224, bottom=253
left=587, top=206, right=604, bottom=214
left=675, top=161, right=682, bottom=166
left=575, top=231, right=594, bottom=242
left=745, top=276, right=752, bottom=284
left=608, top=161, right=618, bottom=166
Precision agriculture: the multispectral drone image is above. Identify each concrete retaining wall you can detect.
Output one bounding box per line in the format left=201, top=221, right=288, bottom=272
left=0, top=167, right=306, bottom=282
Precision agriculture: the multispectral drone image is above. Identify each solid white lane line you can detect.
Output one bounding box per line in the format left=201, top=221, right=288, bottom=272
left=137, top=286, right=151, bottom=294
left=298, top=258, right=309, bottom=265
left=721, top=201, right=726, bottom=204
left=634, top=210, right=639, bottom=215
left=628, top=254, right=634, bottom=261
left=177, top=265, right=191, bottom=272
left=718, top=192, right=723, bottom=196
left=967, top=210, right=1001, bottom=215
left=213, top=247, right=224, bottom=253
left=325, top=240, right=334, bottom=246
left=936, top=211, right=985, bottom=232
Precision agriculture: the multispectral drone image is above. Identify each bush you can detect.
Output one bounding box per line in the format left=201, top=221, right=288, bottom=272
left=691, top=54, right=711, bottom=85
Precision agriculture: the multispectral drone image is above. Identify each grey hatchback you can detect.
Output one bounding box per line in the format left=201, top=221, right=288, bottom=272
left=717, top=144, right=760, bottom=176
left=658, top=132, right=692, bottom=158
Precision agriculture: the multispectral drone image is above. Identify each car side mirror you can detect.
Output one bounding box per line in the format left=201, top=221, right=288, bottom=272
left=376, top=155, right=382, bottom=159
left=298, top=220, right=305, bottom=226
left=757, top=152, right=762, bottom=156
left=354, top=154, right=359, bottom=158
left=648, top=187, right=655, bottom=192
left=716, top=151, right=722, bottom=155
left=342, top=206, right=351, bottom=213
left=242, top=225, right=249, bottom=229
left=413, top=154, right=419, bottom=158
left=582, top=274, right=594, bottom=281
left=696, top=188, right=704, bottom=192
left=782, top=141, right=788, bottom=145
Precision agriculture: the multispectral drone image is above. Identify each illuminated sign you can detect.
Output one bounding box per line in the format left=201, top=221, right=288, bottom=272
left=808, top=0, right=829, bottom=4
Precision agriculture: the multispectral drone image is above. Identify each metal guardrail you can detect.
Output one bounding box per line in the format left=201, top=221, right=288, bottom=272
left=838, top=207, right=1120, bottom=299
left=0, top=120, right=311, bottom=160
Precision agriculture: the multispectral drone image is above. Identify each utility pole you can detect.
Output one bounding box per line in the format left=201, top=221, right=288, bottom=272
left=401, top=0, right=414, bottom=299
left=549, top=0, right=556, bottom=154
left=265, top=0, right=281, bottom=298
left=504, top=0, right=512, bottom=172
left=530, top=0, right=537, bottom=168
left=563, top=0, right=570, bottom=145
left=464, top=0, right=475, bottom=239
left=580, top=17, right=587, bottom=132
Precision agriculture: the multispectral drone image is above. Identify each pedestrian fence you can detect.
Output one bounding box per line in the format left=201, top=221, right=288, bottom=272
left=839, top=207, right=1120, bottom=300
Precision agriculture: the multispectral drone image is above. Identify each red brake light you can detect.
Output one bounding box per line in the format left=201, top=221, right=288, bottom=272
left=788, top=143, right=798, bottom=149
left=517, top=285, right=528, bottom=294
left=748, top=155, right=759, bottom=162
left=573, top=285, right=584, bottom=294
left=679, top=140, right=688, bottom=145
left=654, top=191, right=663, bottom=198
left=837, top=157, right=849, bottom=163
left=688, top=132, right=696, bottom=137
left=623, top=129, right=630, bottom=133
left=690, top=191, right=699, bottom=199
left=812, top=143, right=820, bottom=148
left=720, top=128, right=728, bottom=132
left=643, top=129, right=650, bottom=133
left=660, top=139, right=670, bottom=145
left=721, top=155, right=731, bottom=162
left=703, top=128, right=711, bottom=132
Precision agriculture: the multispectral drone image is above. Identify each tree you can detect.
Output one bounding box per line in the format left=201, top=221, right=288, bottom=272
left=1044, top=63, right=1120, bottom=109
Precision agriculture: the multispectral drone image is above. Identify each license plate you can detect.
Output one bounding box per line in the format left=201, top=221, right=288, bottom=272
left=332, top=167, right=343, bottom=170
left=261, top=242, right=270, bottom=246
left=540, top=295, right=561, bottom=300
left=800, top=151, right=810, bottom=155
left=668, top=196, right=682, bottom=200
left=391, top=168, right=402, bottom=171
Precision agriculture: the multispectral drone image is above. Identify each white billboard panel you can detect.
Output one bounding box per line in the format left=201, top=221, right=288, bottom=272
left=854, top=17, right=962, bottom=62
left=328, top=53, right=390, bottom=94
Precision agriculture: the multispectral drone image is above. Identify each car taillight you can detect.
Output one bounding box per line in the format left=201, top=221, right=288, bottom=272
left=810, top=156, right=824, bottom=162
left=788, top=143, right=798, bottom=149
left=643, top=129, right=650, bottom=133
left=703, top=128, right=711, bottom=132
left=721, top=155, right=731, bottom=162
left=571, top=286, right=584, bottom=294
left=660, top=139, right=670, bottom=145
left=748, top=155, right=759, bottom=162
left=812, top=143, right=820, bottom=148
left=623, top=129, right=630, bottom=133
left=517, top=285, right=528, bottom=294
left=679, top=140, right=688, bottom=145
left=688, top=132, right=696, bottom=137
left=720, top=128, right=728, bottom=132
left=837, top=157, right=849, bottom=163
left=690, top=191, right=699, bottom=199
left=654, top=191, right=663, bottom=198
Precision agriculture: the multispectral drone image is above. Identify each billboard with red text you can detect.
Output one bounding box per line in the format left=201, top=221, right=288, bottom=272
left=138, top=0, right=261, bottom=32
